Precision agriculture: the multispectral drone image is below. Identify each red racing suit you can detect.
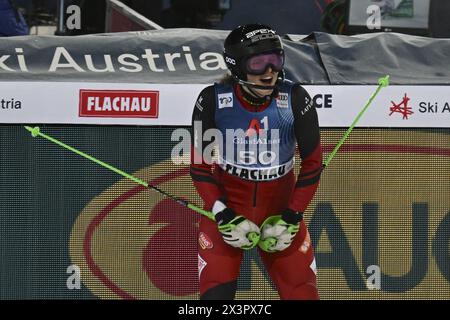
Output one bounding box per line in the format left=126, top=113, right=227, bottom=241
left=190, top=81, right=322, bottom=299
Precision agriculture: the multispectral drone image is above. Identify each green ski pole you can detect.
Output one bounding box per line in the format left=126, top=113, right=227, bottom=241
left=24, top=126, right=216, bottom=221
left=323, top=75, right=390, bottom=167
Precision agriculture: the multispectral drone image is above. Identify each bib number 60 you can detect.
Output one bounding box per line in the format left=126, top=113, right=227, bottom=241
left=238, top=150, right=276, bottom=165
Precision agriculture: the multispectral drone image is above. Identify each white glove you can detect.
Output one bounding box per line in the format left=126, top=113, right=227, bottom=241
left=260, top=220, right=297, bottom=252
left=215, top=206, right=260, bottom=250
left=258, top=210, right=303, bottom=253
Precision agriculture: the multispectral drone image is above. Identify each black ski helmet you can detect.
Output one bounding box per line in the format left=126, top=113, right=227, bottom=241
left=223, top=24, right=284, bottom=85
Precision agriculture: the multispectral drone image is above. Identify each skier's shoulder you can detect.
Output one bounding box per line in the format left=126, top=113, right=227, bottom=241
left=284, top=81, right=314, bottom=117
left=281, top=79, right=308, bottom=96
left=194, top=85, right=217, bottom=114
left=277, top=79, right=307, bottom=96
left=197, top=84, right=216, bottom=99
left=197, top=81, right=233, bottom=98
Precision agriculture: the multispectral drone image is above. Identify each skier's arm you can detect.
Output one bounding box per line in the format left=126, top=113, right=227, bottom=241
left=190, top=86, right=224, bottom=211
left=288, top=84, right=323, bottom=213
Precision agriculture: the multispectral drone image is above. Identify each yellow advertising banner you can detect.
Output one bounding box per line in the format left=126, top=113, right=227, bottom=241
left=69, top=129, right=450, bottom=299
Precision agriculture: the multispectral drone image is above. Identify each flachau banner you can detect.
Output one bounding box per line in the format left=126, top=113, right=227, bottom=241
left=1, top=82, right=449, bottom=127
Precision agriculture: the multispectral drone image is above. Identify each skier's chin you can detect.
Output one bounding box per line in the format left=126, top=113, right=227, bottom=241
left=253, top=88, right=274, bottom=97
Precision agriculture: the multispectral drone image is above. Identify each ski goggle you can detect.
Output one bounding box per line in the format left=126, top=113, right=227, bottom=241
left=244, top=51, right=284, bottom=75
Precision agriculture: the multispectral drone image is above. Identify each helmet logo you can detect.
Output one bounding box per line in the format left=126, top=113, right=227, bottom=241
left=245, top=29, right=277, bottom=43
left=245, top=28, right=275, bottom=39
left=225, top=56, right=236, bottom=65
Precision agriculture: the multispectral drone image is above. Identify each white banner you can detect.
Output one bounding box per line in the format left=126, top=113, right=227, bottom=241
left=0, top=82, right=449, bottom=127
left=305, top=85, right=450, bottom=128
left=0, top=82, right=204, bottom=126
